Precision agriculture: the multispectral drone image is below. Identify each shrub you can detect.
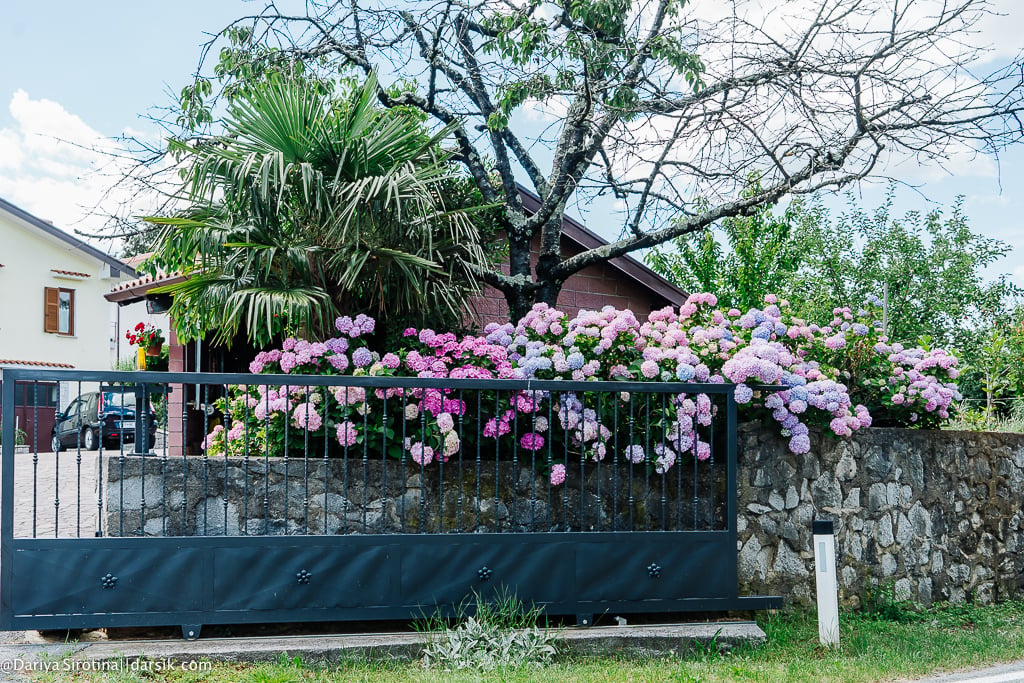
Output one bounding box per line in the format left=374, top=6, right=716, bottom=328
left=202, top=296, right=960, bottom=478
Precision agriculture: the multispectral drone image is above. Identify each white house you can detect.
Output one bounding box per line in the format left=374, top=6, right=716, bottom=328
left=0, top=197, right=135, bottom=446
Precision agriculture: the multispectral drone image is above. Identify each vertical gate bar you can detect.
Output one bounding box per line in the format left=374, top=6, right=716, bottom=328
left=95, top=408, right=104, bottom=538
left=727, top=386, right=738, bottom=594
left=562, top=393, right=569, bottom=531
left=322, top=386, right=330, bottom=536
left=181, top=380, right=189, bottom=536
left=32, top=380, right=39, bottom=455
left=381, top=393, right=388, bottom=534
left=493, top=389, right=500, bottom=534
left=263, top=381, right=270, bottom=535
left=202, top=383, right=209, bottom=536
left=342, top=396, right=350, bottom=535
left=303, top=384, right=311, bottom=536
left=140, top=383, right=147, bottom=536
left=456, top=389, right=464, bottom=532
left=95, top=383, right=105, bottom=537
left=612, top=392, right=619, bottom=532
left=1, top=374, right=17, bottom=622
left=660, top=392, right=667, bottom=531
left=627, top=398, right=635, bottom=531
left=595, top=392, right=603, bottom=532
left=578, top=393, right=584, bottom=531
left=643, top=392, right=651, bottom=532
left=546, top=395, right=554, bottom=532
left=118, top=382, right=126, bottom=536
left=31, top=382, right=39, bottom=537
left=223, top=382, right=231, bottom=535
left=399, top=391, right=407, bottom=534
left=283, top=385, right=291, bottom=535
left=474, top=392, right=481, bottom=534
left=418, top=390, right=426, bottom=533
left=242, top=384, right=251, bottom=535
left=363, top=396, right=370, bottom=533
left=161, top=383, right=169, bottom=537
left=709, top=395, right=716, bottom=531
left=73, top=382, right=85, bottom=535
left=511, top=390, right=518, bottom=533
left=676, top=391, right=683, bottom=532
left=436, top=392, right=443, bottom=534
left=529, top=399, right=536, bottom=532
left=32, top=413, right=38, bottom=537
left=693, top=392, right=700, bottom=531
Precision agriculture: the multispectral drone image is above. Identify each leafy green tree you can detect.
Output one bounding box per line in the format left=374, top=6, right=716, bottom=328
left=784, top=193, right=1017, bottom=350
left=646, top=180, right=806, bottom=310
left=145, top=74, right=490, bottom=346
left=143, top=0, right=1024, bottom=323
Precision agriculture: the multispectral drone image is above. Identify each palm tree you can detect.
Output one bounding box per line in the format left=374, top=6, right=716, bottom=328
left=145, top=73, right=489, bottom=346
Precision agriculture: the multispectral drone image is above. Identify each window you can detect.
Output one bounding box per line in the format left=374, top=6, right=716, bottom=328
left=44, top=287, right=75, bottom=335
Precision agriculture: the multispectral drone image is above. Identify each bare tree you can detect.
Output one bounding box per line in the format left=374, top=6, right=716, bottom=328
left=155, top=0, right=1024, bottom=320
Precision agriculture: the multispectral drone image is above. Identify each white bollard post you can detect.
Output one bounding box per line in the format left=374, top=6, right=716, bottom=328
left=813, top=519, right=840, bottom=646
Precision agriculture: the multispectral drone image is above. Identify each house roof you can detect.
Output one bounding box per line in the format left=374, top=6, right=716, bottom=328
left=516, top=185, right=687, bottom=306
left=105, top=271, right=186, bottom=304
left=0, top=358, right=75, bottom=369
left=0, top=197, right=136, bottom=277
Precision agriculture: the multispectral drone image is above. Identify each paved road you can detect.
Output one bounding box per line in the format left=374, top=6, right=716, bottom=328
left=906, top=661, right=1024, bottom=682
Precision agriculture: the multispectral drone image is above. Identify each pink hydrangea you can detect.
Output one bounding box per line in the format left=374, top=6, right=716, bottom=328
left=520, top=433, right=545, bottom=451
left=335, top=421, right=359, bottom=448
left=550, top=464, right=566, bottom=486
left=291, top=403, right=322, bottom=431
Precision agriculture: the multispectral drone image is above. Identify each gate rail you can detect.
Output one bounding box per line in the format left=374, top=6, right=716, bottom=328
left=1, top=368, right=780, bottom=636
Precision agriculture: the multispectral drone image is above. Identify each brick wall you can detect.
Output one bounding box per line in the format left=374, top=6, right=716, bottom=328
left=469, top=234, right=672, bottom=326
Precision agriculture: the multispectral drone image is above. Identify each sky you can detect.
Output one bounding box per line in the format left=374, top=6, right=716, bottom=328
left=0, top=0, right=1022, bottom=286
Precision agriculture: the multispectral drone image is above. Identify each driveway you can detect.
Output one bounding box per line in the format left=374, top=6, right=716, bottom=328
left=11, top=450, right=99, bottom=538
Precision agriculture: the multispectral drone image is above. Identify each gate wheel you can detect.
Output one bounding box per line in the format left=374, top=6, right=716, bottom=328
left=182, top=624, right=202, bottom=640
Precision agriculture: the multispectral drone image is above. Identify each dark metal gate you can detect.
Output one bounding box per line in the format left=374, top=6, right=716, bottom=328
left=1, top=369, right=779, bottom=637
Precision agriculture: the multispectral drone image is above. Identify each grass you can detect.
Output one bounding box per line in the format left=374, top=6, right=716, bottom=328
left=944, top=400, right=1024, bottom=433
left=30, top=600, right=1024, bottom=683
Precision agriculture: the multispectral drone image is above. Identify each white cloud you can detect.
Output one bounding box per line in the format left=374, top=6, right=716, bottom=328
left=0, top=90, right=162, bottom=248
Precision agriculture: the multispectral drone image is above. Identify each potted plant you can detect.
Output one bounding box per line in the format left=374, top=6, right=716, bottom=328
left=126, top=322, right=166, bottom=369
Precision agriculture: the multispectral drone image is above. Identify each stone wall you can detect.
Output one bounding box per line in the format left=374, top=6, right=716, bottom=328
left=102, top=426, right=1024, bottom=606
left=102, top=454, right=721, bottom=537
left=737, top=424, right=1024, bottom=607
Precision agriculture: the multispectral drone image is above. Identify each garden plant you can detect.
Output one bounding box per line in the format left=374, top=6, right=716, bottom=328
left=202, top=294, right=960, bottom=485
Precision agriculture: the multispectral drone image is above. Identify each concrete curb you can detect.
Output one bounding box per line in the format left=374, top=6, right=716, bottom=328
left=1, top=622, right=765, bottom=672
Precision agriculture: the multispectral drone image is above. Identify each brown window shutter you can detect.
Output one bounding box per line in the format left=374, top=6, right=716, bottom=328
left=43, top=287, right=59, bottom=333
left=67, top=289, right=75, bottom=336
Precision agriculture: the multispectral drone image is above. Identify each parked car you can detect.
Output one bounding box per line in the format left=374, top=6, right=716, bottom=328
left=51, top=387, right=157, bottom=452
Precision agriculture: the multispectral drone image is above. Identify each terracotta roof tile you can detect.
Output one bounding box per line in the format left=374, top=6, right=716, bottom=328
left=0, top=359, right=75, bottom=369
left=51, top=269, right=92, bottom=278
left=106, top=271, right=186, bottom=303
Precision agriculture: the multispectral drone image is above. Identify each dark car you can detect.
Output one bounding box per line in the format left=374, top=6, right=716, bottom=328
left=51, top=387, right=158, bottom=452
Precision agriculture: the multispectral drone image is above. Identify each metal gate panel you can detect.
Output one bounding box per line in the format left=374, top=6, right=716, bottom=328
left=399, top=539, right=573, bottom=607
left=11, top=543, right=207, bottom=617
left=575, top=533, right=732, bottom=602
left=214, top=545, right=396, bottom=610
left=0, top=368, right=782, bottom=633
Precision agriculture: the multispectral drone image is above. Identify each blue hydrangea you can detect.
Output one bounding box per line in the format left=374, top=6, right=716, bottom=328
left=676, top=364, right=695, bottom=381
left=566, top=352, right=585, bottom=370
left=751, top=325, right=772, bottom=340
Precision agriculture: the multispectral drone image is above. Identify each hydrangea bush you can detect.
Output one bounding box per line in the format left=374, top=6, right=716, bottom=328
left=202, top=295, right=960, bottom=484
